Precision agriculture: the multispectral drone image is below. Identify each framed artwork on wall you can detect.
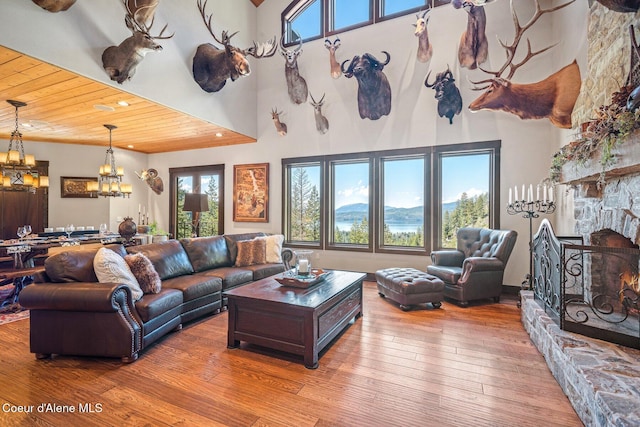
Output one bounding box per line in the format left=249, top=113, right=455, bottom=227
left=60, top=176, right=98, bottom=198
left=233, top=163, right=269, bottom=222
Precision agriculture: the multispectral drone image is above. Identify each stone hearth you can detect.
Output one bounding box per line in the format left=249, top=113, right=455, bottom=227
left=521, top=291, right=640, bottom=426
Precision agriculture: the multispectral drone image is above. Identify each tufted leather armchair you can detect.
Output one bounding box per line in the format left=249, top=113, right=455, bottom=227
left=427, top=227, right=517, bottom=307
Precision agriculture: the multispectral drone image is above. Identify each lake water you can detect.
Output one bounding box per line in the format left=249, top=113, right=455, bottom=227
left=335, top=221, right=423, bottom=233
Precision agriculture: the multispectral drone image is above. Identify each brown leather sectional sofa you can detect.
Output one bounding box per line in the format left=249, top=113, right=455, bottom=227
left=20, top=232, right=292, bottom=363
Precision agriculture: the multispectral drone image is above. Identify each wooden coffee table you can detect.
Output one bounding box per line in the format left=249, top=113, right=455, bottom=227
left=225, top=270, right=365, bottom=369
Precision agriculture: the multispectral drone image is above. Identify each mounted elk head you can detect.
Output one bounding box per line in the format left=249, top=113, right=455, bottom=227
left=102, top=0, right=173, bottom=84
left=325, top=37, right=342, bottom=79
left=595, top=0, right=640, bottom=12
left=452, top=0, right=488, bottom=70
left=468, top=0, right=581, bottom=129
left=281, top=32, right=308, bottom=104
left=135, top=168, right=164, bottom=195
left=31, top=0, right=76, bottom=12
left=309, top=93, right=329, bottom=135
left=341, top=51, right=392, bottom=120
left=425, top=66, right=462, bottom=125
left=271, top=108, right=287, bottom=136
left=413, top=9, right=433, bottom=63
left=192, top=0, right=276, bottom=93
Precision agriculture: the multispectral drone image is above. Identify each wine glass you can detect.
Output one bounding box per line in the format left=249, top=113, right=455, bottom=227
left=24, top=225, right=32, bottom=238
left=17, top=226, right=26, bottom=240
left=99, top=223, right=108, bottom=235
left=65, top=224, right=75, bottom=239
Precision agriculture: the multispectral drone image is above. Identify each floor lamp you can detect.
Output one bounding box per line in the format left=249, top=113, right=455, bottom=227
left=183, top=193, right=209, bottom=237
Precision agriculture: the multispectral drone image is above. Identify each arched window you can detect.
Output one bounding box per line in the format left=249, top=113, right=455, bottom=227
left=281, top=0, right=450, bottom=44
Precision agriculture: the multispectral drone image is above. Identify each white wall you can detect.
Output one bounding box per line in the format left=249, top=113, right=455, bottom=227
left=0, top=0, right=589, bottom=287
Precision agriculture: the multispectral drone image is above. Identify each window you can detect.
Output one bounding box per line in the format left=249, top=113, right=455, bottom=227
left=169, top=165, right=224, bottom=239
left=282, top=0, right=448, bottom=43
left=282, top=141, right=500, bottom=255
left=435, top=144, right=499, bottom=249
left=329, top=158, right=372, bottom=249
left=284, top=161, right=322, bottom=245
left=379, top=155, right=426, bottom=249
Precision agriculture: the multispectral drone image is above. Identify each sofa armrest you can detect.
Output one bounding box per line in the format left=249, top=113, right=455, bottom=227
left=430, top=250, right=465, bottom=267
left=19, top=282, right=134, bottom=312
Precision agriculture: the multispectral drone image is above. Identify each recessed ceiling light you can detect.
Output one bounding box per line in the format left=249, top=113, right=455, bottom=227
left=215, top=132, right=223, bottom=137
left=94, top=104, right=115, bottom=112
left=127, top=144, right=134, bottom=149
left=117, top=101, right=129, bottom=107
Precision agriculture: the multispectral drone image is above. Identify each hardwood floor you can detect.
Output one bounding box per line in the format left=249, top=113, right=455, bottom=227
left=0, top=281, right=582, bottom=426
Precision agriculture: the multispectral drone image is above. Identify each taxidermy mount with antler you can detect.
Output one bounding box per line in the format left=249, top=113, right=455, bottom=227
left=102, top=0, right=173, bottom=84
left=413, top=9, right=433, bottom=63
left=192, top=0, right=277, bottom=93
left=309, top=93, right=329, bottom=134
left=281, top=32, right=308, bottom=104
left=136, top=168, right=164, bottom=195
left=452, top=0, right=489, bottom=70
left=271, top=108, right=287, bottom=136
left=325, top=37, right=342, bottom=79
left=425, top=66, right=462, bottom=124
left=468, top=0, right=581, bottom=129
left=342, top=52, right=392, bottom=120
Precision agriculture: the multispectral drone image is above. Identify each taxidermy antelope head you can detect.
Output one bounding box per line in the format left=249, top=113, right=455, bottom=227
left=324, top=37, right=342, bottom=79
left=135, top=168, right=164, bottom=195
left=309, top=93, right=329, bottom=135
left=341, top=51, right=392, bottom=120
left=271, top=108, right=287, bottom=136
left=281, top=32, right=309, bottom=104
left=451, top=0, right=488, bottom=69
left=468, top=0, right=581, bottom=129
left=192, top=0, right=277, bottom=93
left=425, top=66, right=462, bottom=124
left=31, top=0, right=76, bottom=12
left=101, top=0, right=173, bottom=84
left=413, top=9, right=433, bottom=63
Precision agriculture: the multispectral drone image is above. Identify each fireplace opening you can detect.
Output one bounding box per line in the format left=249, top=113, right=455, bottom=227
left=532, top=221, right=640, bottom=350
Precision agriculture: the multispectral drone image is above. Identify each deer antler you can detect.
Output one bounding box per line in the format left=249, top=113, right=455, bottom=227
left=245, top=38, right=277, bottom=58
left=471, top=0, right=574, bottom=85
left=197, top=0, right=228, bottom=46
left=124, top=0, right=173, bottom=40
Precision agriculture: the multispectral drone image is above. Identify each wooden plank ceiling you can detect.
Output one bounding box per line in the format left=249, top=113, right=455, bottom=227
left=0, top=46, right=255, bottom=154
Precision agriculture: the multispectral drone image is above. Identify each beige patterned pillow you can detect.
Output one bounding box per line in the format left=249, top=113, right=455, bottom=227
left=235, top=238, right=267, bottom=267
left=93, top=247, right=143, bottom=301
left=125, top=252, right=162, bottom=294
left=257, top=234, right=284, bottom=263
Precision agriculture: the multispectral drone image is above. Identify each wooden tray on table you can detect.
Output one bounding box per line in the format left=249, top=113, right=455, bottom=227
left=275, top=269, right=331, bottom=288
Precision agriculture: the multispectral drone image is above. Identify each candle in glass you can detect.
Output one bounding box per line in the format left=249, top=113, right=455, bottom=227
left=509, top=188, right=512, bottom=205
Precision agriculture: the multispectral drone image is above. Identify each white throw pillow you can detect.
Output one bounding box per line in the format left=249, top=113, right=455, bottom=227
left=93, top=247, right=143, bottom=301
left=258, top=234, right=284, bottom=264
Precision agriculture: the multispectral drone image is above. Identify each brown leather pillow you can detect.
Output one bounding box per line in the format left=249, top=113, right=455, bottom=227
left=125, top=252, right=162, bottom=294
left=234, top=238, right=266, bottom=267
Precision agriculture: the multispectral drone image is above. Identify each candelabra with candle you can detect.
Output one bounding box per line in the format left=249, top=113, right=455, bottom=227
left=506, top=184, right=556, bottom=290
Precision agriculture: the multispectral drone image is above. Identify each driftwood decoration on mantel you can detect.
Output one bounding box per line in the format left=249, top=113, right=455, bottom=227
left=468, top=0, right=581, bottom=129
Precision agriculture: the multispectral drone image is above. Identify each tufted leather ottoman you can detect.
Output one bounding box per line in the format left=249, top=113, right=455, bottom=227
left=375, top=268, right=444, bottom=311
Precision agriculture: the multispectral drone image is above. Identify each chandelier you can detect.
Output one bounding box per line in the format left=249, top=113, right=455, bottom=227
left=88, top=124, right=131, bottom=198
left=1, top=100, right=49, bottom=193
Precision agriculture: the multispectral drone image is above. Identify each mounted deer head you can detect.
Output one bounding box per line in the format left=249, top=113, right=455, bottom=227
left=413, top=9, right=433, bottom=63
left=468, top=0, right=581, bottom=129
left=31, top=0, right=77, bottom=12
left=281, top=32, right=308, bottom=104
left=271, top=108, right=287, bottom=136
left=192, top=0, right=276, bottom=93
left=452, top=0, right=488, bottom=70
left=309, top=93, right=329, bottom=134
left=324, top=37, right=342, bottom=79
left=101, top=0, right=173, bottom=84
